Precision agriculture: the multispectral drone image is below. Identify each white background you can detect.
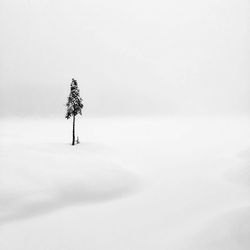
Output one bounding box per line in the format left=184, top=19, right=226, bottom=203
left=0, top=1, right=250, bottom=250
left=0, top=0, right=249, bottom=117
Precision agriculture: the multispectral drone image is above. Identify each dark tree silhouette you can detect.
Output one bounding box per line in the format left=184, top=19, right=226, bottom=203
left=65, top=78, right=83, bottom=145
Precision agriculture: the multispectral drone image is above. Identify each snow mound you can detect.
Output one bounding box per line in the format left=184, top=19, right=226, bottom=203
left=185, top=206, right=250, bottom=250
left=0, top=143, right=139, bottom=224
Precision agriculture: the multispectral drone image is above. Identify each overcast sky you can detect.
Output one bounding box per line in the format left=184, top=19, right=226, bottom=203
left=0, top=0, right=249, bottom=117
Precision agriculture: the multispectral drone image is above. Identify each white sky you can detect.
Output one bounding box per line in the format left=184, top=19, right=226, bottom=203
left=0, top=0, right=249, bottom=116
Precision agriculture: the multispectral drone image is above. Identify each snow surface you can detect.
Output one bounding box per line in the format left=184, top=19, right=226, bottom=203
left=1, top=116, right=250, bottom=250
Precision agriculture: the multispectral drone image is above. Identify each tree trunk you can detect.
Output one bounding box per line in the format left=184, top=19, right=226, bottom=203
left=72, top=115, right=75, bottom=145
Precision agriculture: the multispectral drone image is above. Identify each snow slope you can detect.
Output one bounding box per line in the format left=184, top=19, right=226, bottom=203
left=0, top=116, right=250, bottom=250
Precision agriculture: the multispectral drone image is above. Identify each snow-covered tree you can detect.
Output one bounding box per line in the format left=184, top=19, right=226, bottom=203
left=65, top=78, right=83, bottom=145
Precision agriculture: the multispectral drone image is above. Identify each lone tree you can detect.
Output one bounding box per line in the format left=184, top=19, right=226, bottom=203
left=65, top=78, right=83, bottom=145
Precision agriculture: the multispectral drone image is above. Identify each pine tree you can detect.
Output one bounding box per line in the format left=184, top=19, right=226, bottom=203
left=65, top=78, right=83, bottom=145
